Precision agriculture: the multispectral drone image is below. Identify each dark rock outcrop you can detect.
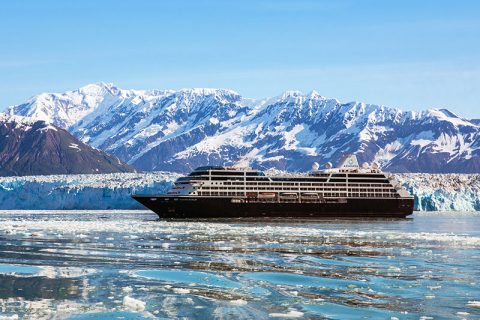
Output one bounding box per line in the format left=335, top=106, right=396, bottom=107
left=0, top=114, right=135, bottom=176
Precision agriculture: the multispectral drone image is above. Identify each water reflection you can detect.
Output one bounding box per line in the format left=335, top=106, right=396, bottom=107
left=0, top=275, right=81, bottom=300
left=0, top=211, right=478, bottom=319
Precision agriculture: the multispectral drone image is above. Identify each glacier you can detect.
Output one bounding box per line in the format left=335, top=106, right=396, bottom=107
left=397, top=173, right=480, bottom=211
left=0, top=172, right=180, bottom=210
left=0, top=172, right=477, bottom=211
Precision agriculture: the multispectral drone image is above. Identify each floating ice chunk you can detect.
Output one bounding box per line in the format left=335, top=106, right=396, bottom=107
left=0, top=315, right=19, bottom=320
left=38, top=266, right=96, bottom=278
left=123, top=296, right=146, bottom=312
left=427, top=285, right=442, bottom=290
left=173, top=288, right=190, bottom=294
left=217, top=246, right=233, bottom=251
left=268, top=309, right=304, bottom=318
left=122, top=286, right=133, bottom=293
left=466, top=301, right=480, bottom=308
left=230, top=299, right=247, bottom=306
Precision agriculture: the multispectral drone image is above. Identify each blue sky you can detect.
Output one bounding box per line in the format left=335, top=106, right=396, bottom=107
left=0, top=0, right=479, bottom=117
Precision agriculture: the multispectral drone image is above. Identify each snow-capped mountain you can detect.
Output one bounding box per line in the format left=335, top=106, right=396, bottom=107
left=0, top=113, right=134, bottom=176
left=8, top=83, right=480, bottom=173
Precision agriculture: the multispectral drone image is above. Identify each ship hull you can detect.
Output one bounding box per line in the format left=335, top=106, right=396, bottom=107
left=132, top=195, right=414, bottom=219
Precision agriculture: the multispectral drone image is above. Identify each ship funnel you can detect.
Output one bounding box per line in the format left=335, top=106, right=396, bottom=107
left=339, top=154, right=359, bottom=169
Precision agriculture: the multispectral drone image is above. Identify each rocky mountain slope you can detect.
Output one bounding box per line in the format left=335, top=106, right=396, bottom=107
left=9, top=83, right=480, bottom=173
left=0, top=113, right=134, bottom=176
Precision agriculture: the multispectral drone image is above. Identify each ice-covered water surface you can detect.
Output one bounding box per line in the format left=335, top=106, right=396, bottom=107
left=0, top=211, right=479, bottom=319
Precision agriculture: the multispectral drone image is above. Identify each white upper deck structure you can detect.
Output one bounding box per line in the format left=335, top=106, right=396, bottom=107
left=166, top=154, right=412, bottom=201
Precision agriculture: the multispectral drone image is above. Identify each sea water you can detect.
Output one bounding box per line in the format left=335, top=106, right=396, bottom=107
left=0, top=211, right=479, bottom=319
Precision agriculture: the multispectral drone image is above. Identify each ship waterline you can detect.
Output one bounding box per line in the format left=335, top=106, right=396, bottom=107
left=133, top=155, right=414, bottom=219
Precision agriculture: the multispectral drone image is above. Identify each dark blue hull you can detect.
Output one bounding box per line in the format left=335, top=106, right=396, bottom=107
left=132, top=195, right=414, bottom=219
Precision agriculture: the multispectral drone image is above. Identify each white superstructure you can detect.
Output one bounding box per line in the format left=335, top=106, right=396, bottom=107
left=168, top=155, right=411, bottom=203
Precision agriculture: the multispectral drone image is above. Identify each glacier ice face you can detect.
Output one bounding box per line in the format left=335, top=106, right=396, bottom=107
left=398, top=173, right=480, bottom=211
left=0, top=172, right=180, bottom=210
left=0, top=172, right=478, bottom=211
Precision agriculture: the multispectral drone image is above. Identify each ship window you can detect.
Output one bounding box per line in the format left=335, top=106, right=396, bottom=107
left=190, top=177, right=209, bottom=180
left=195, top=166, right=224, bottom=171
left=348, top=179, right=389, bottom=183
left=211, top=171, right=245, bottom=176
left=348, top=174, right=386, bottom=178
left=246, top=172, right=265, bottom=176
left=246, top=177, right=269, bottom=181
left=189, top=171, right=209, bottom=176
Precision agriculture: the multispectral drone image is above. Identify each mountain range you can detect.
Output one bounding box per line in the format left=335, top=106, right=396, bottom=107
left=8, top=82, right=480, bottom=173
left=0, top=113, right=134, bottom=176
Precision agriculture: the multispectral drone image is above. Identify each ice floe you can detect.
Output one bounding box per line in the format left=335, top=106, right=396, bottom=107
left=123, top=296, right=146, bottom=312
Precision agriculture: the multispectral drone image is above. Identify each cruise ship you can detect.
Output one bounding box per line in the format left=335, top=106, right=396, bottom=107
left=132, top=155, right=414, bottom=218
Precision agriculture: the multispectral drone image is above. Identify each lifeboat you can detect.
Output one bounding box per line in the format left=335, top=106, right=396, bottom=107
left=279, top=192, right=298, bottom=199
left=301, top=192, right=319, bottom=199
left=258, top=192, right=276, bottom=199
